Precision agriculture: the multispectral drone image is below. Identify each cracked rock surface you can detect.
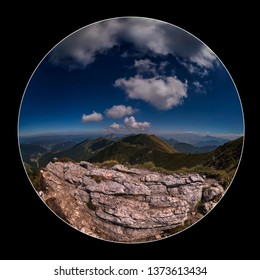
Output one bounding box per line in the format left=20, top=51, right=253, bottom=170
left=39, top=161, right=224, bottom=242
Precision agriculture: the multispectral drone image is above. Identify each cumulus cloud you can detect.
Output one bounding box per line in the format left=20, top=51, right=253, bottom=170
left=106, top=105, right=137, bottom=118
left=50, top=18, right=216, bottom=69
left=124, top=116, right=151, bottom=131
left=109, top=122, right=121, bottom=130
left=82, top=111, right=103, bottom=122
left=115, top=75, right=187, bottom=110
left=108, top=117, right=151, bottom=132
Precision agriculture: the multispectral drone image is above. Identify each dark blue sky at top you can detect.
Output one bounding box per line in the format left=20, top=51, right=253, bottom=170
left=19, top=18, right=244, bottom=138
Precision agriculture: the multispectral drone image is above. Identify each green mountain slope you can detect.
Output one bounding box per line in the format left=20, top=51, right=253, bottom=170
left=173, top=142, right=217, bottom=153
left=51, top=141, right=76, bottom=152
left=122, top=134, right=177, bottom=153
left=89, top=134, right=177, bottom=164
left=204, top=136, right=243, bottom=171
left=20, top=144, right=48, bottom=167
left=20, top=144, right=48, bottom=155
left=39, top=137, right=113, bottom=167
left=90, top=135, right=243, bottom=174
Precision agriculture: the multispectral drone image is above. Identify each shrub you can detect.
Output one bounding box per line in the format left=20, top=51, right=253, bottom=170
left=97, top=160, right=119, bottom=168
left=90, top=175, right=102, bottom=183
left=175, top=165, right=232, bottom=189
left=26, top=167, right=45, bottom=192
left=142, top=161, right=156, bottom=169
left=196, top=200, right=205, bottom=214
left=55, top=157, right=75, bottom=163
left=87, top=200, right=97, bottom=211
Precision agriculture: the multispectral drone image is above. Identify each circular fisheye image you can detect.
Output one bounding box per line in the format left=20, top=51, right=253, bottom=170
left=18, top=17, right=244, bottom=243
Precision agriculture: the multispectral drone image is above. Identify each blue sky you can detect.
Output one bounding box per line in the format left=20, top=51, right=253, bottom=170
left=19, top=17, right=244, bottom=138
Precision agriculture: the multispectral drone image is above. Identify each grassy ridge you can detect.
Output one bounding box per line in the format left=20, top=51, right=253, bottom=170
left=89, top=134, right=178, bottom=164
left=89, top=139, right=209, bottom=170
left=24, top=135, right=243, bottom=190
left=205, top=137, right=243, bottom=171
left=90, top=136, right=244, bottom=188
left=39, top=138, right=113, bottom=167
left=122, top=134, right=177, bottom=153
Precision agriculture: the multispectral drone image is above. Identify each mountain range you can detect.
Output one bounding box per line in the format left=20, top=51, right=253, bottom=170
left=162, top=133, right=230, bottom=146
left=21, top=133, right=242, bottom=173
left=164, top=138, right=218, bottom=153
left=21, top=134, right=220, bottom=169
left=21, top=133, right=243, bottom=193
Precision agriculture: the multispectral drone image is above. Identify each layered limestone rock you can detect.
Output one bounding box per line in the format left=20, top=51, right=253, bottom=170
left=39, top=161, right=224, bottom=242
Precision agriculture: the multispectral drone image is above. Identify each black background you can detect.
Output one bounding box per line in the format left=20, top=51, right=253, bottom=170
left=3, top=7, right=258, bottom=260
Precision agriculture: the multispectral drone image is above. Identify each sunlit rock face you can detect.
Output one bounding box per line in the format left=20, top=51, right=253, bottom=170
left=39, top=161, right=224, bottom=242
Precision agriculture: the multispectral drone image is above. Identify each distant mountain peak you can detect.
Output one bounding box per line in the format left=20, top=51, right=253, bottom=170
left=121, top=134, right=177, bottom=154
left=100, top=133, right=121, bottom=142
left=89, top=133, right=177, bottom=164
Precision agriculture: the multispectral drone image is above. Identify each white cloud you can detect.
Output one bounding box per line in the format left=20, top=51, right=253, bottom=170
left=106, top=105, right=137, bottom=118
left=178, top=59, right=209, bottom=77
left=190, top=46, right=216, bottom=68
left=115, top=75, right=187, bottom=110
left=50, top=18, right=216, bottom=69
left=109, top=122, right=121, bottom=130
left=50, top=20, right=121, bottom=69
left=124, top=116, right=150, bottom=131
left=134, top=59, right=156, bottom=75
left=193, top=81, right=206, bottom=93
left=108, top=117, right=151, bottom=132
left=82, top=111, right=103, bottom=122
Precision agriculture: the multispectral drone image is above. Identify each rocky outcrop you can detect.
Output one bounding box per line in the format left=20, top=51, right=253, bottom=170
left=39, top=161, right=224, bottom=242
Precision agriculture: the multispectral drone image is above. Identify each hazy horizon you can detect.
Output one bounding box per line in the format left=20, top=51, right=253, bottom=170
left=19, top=129, right=243, bottom=141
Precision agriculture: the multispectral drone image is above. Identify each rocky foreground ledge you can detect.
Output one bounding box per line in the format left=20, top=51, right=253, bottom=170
left=39, top=161, right=224, bottom=242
